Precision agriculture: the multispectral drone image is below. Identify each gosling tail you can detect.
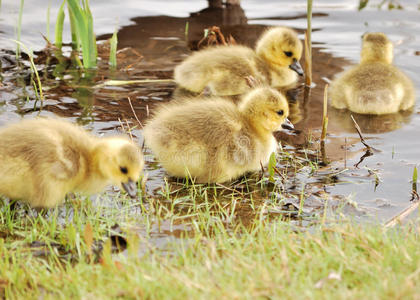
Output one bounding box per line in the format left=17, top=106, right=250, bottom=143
left=353, top=89, right=398, bottom=115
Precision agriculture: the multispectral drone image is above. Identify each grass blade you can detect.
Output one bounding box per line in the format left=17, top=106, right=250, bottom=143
left=109, top=30, right=118, bottom=68
left=68, top=6, right=80, bottom=50
left=268, top=152, right=276, bottom=182
left=13, top=40, right=44, bottom=106
left=321, top=84, right=328, bottom=141
left=67, top=0, right=97, bottom=68
left=16, top=0, right=24, bottom=58
left=46, top=0, right=52, bottom=40
left=55, top=0, right=66, bottom=48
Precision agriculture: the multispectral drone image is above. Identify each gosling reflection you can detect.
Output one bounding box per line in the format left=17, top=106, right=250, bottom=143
left=329, top=107, right=413, bottom=134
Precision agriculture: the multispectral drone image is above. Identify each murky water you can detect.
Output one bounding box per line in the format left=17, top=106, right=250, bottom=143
left=1, top=0, right=419, bottom=239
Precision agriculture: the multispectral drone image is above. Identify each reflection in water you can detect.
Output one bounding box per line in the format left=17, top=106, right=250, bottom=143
left=329, top=108, right=413, bottom=134
left=193, top=1, right=247, bottom=27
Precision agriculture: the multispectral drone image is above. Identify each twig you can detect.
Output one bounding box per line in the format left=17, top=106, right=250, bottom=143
left=127, top=97, right=144, bottom=129
left=304, top=31, right=312, bottom=86
left=125, top=119, right=134, bottom=140
left=410, top=190, right=419, bottom=202
left=118, top=118, right=126, bottom=132
left=273, top=166, right=287, bottom=181
left=216, top=183, right=244, bottom=197
left=259, top=161, right=265, bottom=181
left=384, top=194, right=420, bottom=228
left=350, top=115, right=372, bottom=150
left=344, top=138, right=347, bottom=169
left=351, top=115, right=380, bottom=168
left=94, top=79, right=175, bottom=89
left=354, top=148, right=374, bottom=169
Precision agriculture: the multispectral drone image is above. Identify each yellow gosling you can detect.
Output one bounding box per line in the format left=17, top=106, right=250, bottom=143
left=174, top=27, right=303, bottom=96
left=0, top=118, right=144, bottom=208
left=330, top=32, right=415, bottom=114
left=143, top=87, right=292, bottom=183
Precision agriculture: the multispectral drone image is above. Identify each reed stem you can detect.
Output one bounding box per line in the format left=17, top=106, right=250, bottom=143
left=16, top=0, right=24, bottom=59
left=305, top=0, right=313, bottom=86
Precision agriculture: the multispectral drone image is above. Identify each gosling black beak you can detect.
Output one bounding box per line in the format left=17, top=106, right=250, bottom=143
left=122, top=179, right=137, bottom=199
left=281, top=118, right=294, bottom=131
left=289, top=59, right=304, bottom=76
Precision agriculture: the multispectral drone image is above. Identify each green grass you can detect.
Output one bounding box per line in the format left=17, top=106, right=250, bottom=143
left=1, top=206, right=420, bottom=299
left=1, top=145, right=419, bottom=298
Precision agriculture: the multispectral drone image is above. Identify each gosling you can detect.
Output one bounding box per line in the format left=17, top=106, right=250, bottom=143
left=174, top=27, right=303, bottom=96
left=0, top=118, right=144, bottom=208
left=143, top=87, right=293, bottom=183
left=330, top=32, right=415, bottom=114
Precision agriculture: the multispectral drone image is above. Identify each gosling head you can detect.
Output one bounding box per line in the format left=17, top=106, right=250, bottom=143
left=256, top=27, right=304, bottom=76
left=239, top=87, right=293, bottom=133
left=360, top=32, right=393, bottom=65
left=94, top=138, right=144, bottom=198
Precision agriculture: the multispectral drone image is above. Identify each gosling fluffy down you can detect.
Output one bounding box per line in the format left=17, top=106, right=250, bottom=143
left=143, top=87, right=292, bottom=183
left=330, top=32, right=415, bottom=114
left=174, top=27, right=303, bottom=96
left=0, top=118, right=144, bottom=208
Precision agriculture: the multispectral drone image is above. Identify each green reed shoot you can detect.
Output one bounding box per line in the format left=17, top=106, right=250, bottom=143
left=185, top=21, right=189, bottom=42
left=304, top=0, right=313, bottom=86
left=16, top=0, right=24, bottom=59
left=298, top=184, right=305, bottom=216
left=321, top=84, right=329, bottom=141
left=14, top=41, right=44, bottom=107
left=109, top=30, right=118, bottom=68
left=267, top=152, right=276, bottom=182
left=66, top=0, right=97, bottom=69
left=68, top=4, right=80, bottom=49
left=320, top=84, right=329, bottom=165
left=55, top=1, right=66, bottom=48
left=46, top=0, right=51, bottom=40
left=412, top=166, right=418, bottom=193
left=359, top=0, right=369, bottom=10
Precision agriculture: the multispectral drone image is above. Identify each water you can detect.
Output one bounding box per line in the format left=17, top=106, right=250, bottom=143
left=1, top=0, right=419, bottom=238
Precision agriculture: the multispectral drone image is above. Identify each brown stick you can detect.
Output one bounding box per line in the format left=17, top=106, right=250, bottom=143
left=321, top=84, right=329, bottom=141
left=384, top=196, right=420, bottom=228
left=350, top=115, right=371, bottom=150
left=127, top=97, right=144, bottom=129
left=304, top=31, right=312, bottom=86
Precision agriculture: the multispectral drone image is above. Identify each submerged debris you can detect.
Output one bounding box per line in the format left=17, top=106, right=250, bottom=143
left=197, top=26, right=236, bottom=49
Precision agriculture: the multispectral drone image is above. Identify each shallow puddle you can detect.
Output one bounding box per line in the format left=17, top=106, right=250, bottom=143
left=0, top=0, right=419, bottom=251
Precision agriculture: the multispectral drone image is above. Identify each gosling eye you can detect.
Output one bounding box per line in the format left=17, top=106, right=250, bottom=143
left=277, top=110, right=284, bottom=116
left=284, top=51, right=293, bottom=57
left=120, top=166, right=128, bottom=174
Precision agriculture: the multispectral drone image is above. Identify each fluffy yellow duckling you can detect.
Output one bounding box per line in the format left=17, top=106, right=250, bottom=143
left=0, top=118, right=144, bottom=208
left=174, top=27, right=303, bottom=96
left=330, top=32, right=415, bottom=114
left=143, top=87, right=293, bottom=183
